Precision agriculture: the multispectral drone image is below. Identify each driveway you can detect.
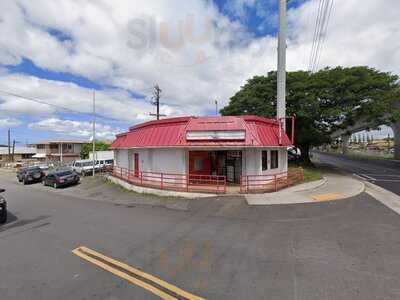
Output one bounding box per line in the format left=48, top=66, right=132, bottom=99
left=1, top=171, right=400, bottom=299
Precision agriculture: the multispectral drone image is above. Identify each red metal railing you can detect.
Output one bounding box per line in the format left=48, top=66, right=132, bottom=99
left=240, top=167, right=304, bottom=193
left=111, top=166, right=226, bottom=194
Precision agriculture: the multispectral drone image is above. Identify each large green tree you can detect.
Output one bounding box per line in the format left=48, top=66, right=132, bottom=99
left=80, top=141, right=110, bottom=159
left=221, top=67, right=399, bottom=162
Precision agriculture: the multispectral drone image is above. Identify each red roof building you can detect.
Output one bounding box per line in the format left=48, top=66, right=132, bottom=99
left=111, top=115, right=292, bottom=186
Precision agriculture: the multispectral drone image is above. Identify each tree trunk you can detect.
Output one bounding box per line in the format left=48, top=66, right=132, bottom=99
left=341, top=134, right=351, bottom=155
left=298, top=144, right=311, bottom=164
left=391, top=122, right=400, bottom=159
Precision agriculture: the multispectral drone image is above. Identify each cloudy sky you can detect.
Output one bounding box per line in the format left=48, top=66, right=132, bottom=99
left=0, top=0, right=398, bottom=144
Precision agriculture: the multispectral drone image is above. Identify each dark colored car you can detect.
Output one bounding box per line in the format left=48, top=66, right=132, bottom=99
left=43, top=170, right=80, bottom=188
left=0, top=188, right=7, bottom=224
left=17, top=166, right=45, bottom=184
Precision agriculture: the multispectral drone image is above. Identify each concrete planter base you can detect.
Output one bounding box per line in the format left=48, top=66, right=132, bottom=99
left=107, top=175, right=217, bottom=199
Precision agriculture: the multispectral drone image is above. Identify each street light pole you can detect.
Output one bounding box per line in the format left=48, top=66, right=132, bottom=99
left=92, top=90, right=96, bottom=176
left=277, top=0, right=287, bottom=130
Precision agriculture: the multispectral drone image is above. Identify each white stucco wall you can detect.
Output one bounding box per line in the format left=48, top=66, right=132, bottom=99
left=243, top=147, right=287, bottom=176
left=114, top=147, right=287, bottom=177
left=114, top=148, right=187, bottom=174
left=114, top=149, right=129, bottom=169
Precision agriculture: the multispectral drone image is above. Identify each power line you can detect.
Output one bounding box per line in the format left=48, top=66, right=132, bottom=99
left=0, top=89, right=119, bottom=122
left=312, top=0, right=331, bottom=71
left=309, top=0, right=324, bottom=71
left=314, top=0, right=334, bottom=71
left=308, top=0, right=334, bottom=72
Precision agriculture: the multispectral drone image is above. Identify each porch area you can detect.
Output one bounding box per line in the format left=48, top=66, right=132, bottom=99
left=111, top=166, right=304, bottom=195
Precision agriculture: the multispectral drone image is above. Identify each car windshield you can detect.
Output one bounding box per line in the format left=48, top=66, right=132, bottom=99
left=26, top=167, right=40, bottom=172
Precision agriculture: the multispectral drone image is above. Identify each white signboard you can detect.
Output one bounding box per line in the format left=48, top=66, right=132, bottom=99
left=186, top=130, right=245, bottom=140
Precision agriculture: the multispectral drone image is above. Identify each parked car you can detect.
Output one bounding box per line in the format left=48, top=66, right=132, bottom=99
left=97, top=159, right=114, bottom=171
left=0, top=188, right=7, bottom=224
left=43, top=170, right=80, bottom=188
left=72, top=159, right=101, bottom=176
left=288, top=147, right=301, bottom=162
left=17, top=166, right=45, bottom=184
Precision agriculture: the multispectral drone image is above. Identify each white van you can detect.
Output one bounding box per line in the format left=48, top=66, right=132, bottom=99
left=72, top=160, right=99, bottom=176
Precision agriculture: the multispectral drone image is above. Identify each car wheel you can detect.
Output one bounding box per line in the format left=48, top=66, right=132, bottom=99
left=23, top=179, right=27, bottom=185
left=0, top=210, right=7, bottom=224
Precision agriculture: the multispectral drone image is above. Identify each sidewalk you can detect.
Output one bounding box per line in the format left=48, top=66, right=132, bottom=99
left=246, top=170, right=365, bottom=205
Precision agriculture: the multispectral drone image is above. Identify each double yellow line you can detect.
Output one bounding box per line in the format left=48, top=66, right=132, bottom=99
left=72, top=246, right=205, bottom=300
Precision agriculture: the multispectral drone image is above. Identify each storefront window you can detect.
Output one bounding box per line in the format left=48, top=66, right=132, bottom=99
left=271, top=150, right=279, bottom=169
left=262, top=151, right=268, bottom=171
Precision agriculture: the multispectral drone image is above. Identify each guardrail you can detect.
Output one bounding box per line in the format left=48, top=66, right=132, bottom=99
left=240, top=167, right=304, bottom=193
left=111, top=166, right=227, bottom=194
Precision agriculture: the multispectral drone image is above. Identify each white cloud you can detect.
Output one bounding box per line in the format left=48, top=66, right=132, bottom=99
left=0, top=73, right=178, bottom=123
left=28, top=118, right=121, bottom=140
left=0, top=117, right=22, bottom=128
left=0, top=0, right=398, bottom=129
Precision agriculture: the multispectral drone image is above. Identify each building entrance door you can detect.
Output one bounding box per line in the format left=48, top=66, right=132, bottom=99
left=189, top=150, right=242, bottom=184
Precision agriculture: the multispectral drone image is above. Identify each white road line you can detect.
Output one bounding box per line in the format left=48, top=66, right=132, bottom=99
left=365, top=182, right=400, bottom=216
left=368, top=179, right=400, bottom=182
left=362, top=174, right=400, bottom=178
left=359, top=174, right=376, bottom=181
left=353, top=173, right=368, bottom=181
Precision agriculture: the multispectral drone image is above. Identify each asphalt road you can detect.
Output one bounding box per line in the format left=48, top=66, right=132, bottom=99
left=1, top=172, right=400, bottom=299
left=313, top=151, right=400, bottom=195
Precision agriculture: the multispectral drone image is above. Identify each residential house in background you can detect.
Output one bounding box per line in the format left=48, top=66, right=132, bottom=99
left=0, top=147, right=37, bottom=166
left=29, top=140, right=86, bottom=163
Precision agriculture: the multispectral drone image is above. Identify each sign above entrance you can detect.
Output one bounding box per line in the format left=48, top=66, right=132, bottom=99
left=186, top=130, right=245, bottom=141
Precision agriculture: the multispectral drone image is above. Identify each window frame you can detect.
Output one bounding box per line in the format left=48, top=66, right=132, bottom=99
left=262, top=150, right=268, bottom=171
left=270, top=150, right=279, bottom=169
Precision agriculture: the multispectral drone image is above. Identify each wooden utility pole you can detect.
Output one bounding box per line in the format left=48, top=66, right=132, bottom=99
left=150, top=84, right=166, bottom=120
left=92, top=90, right=96, bottom=176
left=7, top=129, right=10, bottom=162
left=12, top=139, right=15, bottom=162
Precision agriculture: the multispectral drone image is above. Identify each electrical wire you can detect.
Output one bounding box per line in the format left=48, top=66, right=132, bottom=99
left=308, top=0, right=334, bottom=72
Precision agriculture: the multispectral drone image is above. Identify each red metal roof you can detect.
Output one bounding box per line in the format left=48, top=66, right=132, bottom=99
left=111, top=115, right=292, bottom=148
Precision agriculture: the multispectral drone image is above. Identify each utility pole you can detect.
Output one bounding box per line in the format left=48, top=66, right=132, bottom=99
left=7, top=129, right=10, bottom=163
left=60, top=142, right=63, bottom=164
left=150, top=84, right=166, bottom=120
left=12, top=139, right=15, bottom=162
left=92, top=90, right=96, bottom=176
left=277, top=0, right=287, bottom=130
left=215, top=100, right=218, bottom=116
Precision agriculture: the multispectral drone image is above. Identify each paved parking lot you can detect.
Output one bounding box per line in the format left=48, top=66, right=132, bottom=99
left=1, top=171, right=400, bottom=299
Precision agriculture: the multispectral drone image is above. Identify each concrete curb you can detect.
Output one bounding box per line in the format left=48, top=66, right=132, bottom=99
left=107, top=175, right=218, bottom=199
left=364, top=181, right=400, bottom=216
left=285, top=177, right=328, bottom=193
left=246, top=174, right=365, bottom=206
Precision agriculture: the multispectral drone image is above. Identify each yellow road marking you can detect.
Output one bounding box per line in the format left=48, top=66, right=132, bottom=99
left=72, top=246, right=205, bottom=300
left=311, top=193, right=344, bottom=202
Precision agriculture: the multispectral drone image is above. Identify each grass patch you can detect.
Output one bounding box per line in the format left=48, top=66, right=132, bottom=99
left=289, top=162, right=323, bottom=183
left=302, top=166, right=323, bottom=182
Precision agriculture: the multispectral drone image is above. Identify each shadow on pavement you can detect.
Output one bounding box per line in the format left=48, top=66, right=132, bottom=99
left=0, top=214, right=51, bottom=233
